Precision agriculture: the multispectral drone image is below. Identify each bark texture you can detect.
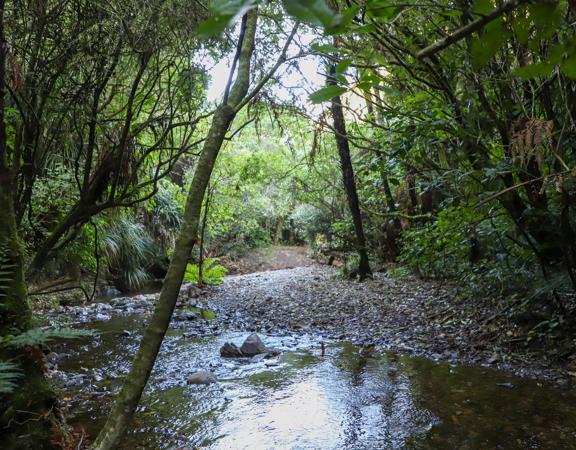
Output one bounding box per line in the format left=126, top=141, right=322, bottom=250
left=329, top=72, right=372, bottom=279
left=0, top=2, right=59, bottom=445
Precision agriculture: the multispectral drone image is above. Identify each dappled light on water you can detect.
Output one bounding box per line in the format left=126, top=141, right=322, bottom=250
left=55, top=316, right=576, bottom=449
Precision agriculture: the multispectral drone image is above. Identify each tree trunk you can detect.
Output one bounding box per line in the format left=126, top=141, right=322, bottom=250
left=329, top=68, right=372, bottom=280
left=91, top=11, right=259, bottom=450
left=197, top=185, right=213, bottom=288
left=0, top=3, right=60, bottom=445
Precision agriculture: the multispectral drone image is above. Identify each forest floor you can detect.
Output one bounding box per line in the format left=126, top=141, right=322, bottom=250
left=44, top=247, right=576, bottom=386
left=222, top=245, right=313, bottom=274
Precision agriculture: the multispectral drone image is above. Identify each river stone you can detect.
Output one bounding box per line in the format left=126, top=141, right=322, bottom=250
left=220, top=342, right=243, bottom=357
left=240, top=333, right=269, bottom=356
left=187, top=370, right=217, bottom=385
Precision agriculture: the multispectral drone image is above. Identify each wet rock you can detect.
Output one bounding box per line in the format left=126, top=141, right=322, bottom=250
left=240, top=333, right=269, bottom=356
left=47, top=352, right=69, bottom=364
left=110, top=297, right=130, bottom=308
left=250, top=353, right=267, bottom=363
left=220, top=342, right=244, bottom=357
left=187, top=285, right=202, bottom=299
left=100, top=286, right=122, bottom=298
left=187, top=370, right=217, bottom=385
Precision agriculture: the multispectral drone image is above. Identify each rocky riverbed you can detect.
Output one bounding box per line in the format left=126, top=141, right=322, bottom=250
left=43, top=264, right=576, bottom=385
left=40, top=263, right=576, bottom=449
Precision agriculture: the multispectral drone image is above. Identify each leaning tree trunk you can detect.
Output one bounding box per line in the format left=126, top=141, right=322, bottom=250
left=0, top=2, right=60, bottom=446
left=329, top=68, right=372, bottom=280
left=91, top=11, right=259, bottom=450
left=197, top=184, right=213, bottom=288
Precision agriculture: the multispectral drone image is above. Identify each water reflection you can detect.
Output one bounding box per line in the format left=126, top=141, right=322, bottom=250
left=55, top=316, right=576, bottom=449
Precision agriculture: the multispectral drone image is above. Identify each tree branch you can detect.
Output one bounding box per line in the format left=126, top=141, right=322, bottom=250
left=417, top=0, right=530, bottom=59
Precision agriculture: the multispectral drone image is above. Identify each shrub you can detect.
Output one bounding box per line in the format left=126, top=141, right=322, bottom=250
left=184, top=257, right=228, bottom=285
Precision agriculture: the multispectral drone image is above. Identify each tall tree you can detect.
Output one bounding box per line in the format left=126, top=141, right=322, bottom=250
left=0, top=1, right=60, bottom=447
left=328, top=65, right=372, bottom=279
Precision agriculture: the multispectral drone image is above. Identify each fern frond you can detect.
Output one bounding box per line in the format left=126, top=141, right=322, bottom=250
left=0, top=241, right=15, bottom=297
left=0, top=328, right=95, bottom=349
left=183, top=258, right=228, bottom=285
left=0, top=361, right=21, bottom=394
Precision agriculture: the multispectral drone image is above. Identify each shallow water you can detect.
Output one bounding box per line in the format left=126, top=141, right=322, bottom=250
left=55, top=315, right=576, bottom=449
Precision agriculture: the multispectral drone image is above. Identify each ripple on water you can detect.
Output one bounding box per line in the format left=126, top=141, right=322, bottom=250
left=54, top=315, right=576, bottom=449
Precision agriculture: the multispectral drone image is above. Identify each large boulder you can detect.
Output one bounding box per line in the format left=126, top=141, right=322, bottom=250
left=220, top=342, right=244, bottom=358
left=240, top=333, right=269, bottom=356
left=187, top=370, right=217, bottom=385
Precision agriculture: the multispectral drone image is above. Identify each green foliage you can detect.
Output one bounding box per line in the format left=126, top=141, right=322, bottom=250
left=0, top=327, right=93, bottom=395
left=196, top=0, right=256, bottom=37
left=196, top=0, right=346, bottom=38
left=470, top=18, right=509, bottom=68
left=101, top=213, right=156, bottom=290
left=398, top=206, right=537, bottom=296
left=0, top=328, right=95, bottom=349
left=290, top=204, right=332, bottom=244
left=282, top=0, right=342, bottom=29
left=0, top=361, right=21, bottom=394
left=336, top=253, right=360, bottom=279
left=184, top=258, right=228, bottom=285
left=309, top=85, right=347, bottom=103
left=0, top=241, right=16, bottom=300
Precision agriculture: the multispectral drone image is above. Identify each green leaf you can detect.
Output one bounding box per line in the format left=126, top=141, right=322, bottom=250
left=529, top=1, right=563, bottom=40
left=548, top=43, right=567, bottom=65
left=282, top=0, right=341, bottom=30
left=473, top=0, right=494, bottom=15
left=201, top=308, right=217, bottom=320
left=309, top=85, right=347, bottom=103
left=0, top=361, right=21, bottom=394
left=366, top=0, right=397, bottom=20
left=560, top=54, right=576, bottom=80
left=511, top=14, right=531, bottom=45
left=470, top=18, right=509, bottom=68
left=514, top=62, right=554, bottom=79
left=335, top=59, right=351, bottom=74
left=195, top=0, right=256, bottom=38
left=351, top=24, right=377, bottom=34
left=196, top=16, right=234, bottom=38
left=184, top=258, right=228, bottom=285
left=357, top=81, right=373, bottom=91
left=0, top=328, right=95, bottom=349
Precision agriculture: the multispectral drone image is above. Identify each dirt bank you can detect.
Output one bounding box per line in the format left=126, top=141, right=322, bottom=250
left=222, top=246, right=313, bottom=274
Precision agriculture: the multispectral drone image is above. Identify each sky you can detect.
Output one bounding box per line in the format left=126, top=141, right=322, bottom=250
left=206, top=57, right=328, bottom=103
left=205, top=41, right=325, bottom=105
left=201, top=27, right=366, bottom=119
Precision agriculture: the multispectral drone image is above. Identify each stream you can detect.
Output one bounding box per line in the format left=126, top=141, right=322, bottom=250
left=51, top=312, right=576, bottom=449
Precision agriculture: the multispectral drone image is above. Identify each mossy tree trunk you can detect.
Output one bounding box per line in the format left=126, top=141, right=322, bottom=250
left=0, top=2, right=60, bottom=447
left=92, top=11, right=259, bottom=450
